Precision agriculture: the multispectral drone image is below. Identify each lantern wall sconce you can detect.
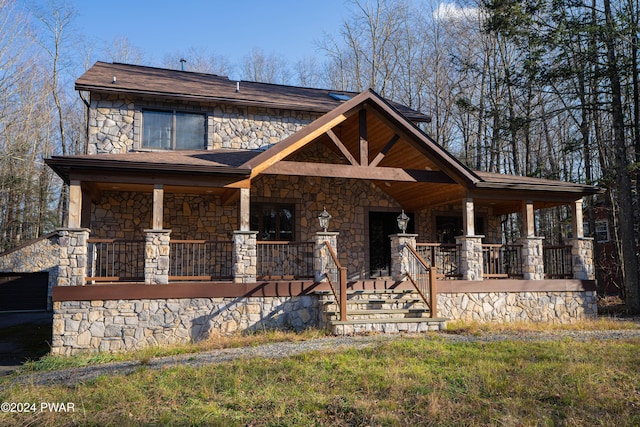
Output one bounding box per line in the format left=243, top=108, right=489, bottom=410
left=318, top=207, right=332, bottom=232
left=397, top=210, right=409, bottom=233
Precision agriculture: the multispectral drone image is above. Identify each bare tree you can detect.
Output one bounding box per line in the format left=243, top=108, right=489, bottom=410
left=161, top=47, right=233, bottom=76
left=240, top=48, right=290, bottom=84
left=104, top=36, right=147, bottom=65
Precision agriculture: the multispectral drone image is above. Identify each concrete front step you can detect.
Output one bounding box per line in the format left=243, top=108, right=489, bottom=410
left=323, top=308, right=433, bottom=321
left=316, top=287, right=446, bottom=335
left=329, top=317, right=448, bottom=335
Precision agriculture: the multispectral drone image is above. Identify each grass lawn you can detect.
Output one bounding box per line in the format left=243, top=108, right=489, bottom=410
left=1, top=321, right=639, bottom=426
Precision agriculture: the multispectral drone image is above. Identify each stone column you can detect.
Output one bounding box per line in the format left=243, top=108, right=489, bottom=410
left=456, top=235, right=484, bottom=281
left=144, top=229, right=171, bottom=284
left=519, top=200, right=545, bottom=280
left=390, top=233, right=418, bottom=281
left=314, top=232, right=339, bottom=282
left=519, top=236, right=545, bottom=280
left=57, top=228, right=90, bottom=286
left=233, top=230, right=257, bottom=283
left=570, top=237, right=595, bottom=280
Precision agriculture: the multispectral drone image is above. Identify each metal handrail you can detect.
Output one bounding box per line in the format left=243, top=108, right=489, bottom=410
left=405, top=244, right=437, bottom=318
left=482, top=243, right=523, bottom=278
left=87, top=238, right=145, bottom=281
left=256, top=241, right=314, bottom=279
left=415, top=243, right=462, bottom=279
left=169, top=240, right=233, bottom=280
left=543, top=245, right=573, bottom=279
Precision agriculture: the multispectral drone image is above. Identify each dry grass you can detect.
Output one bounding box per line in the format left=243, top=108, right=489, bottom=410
left=2, top=333, right=639, bottom=426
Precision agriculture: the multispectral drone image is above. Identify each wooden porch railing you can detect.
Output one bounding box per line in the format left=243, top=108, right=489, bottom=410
left=323, top=241, right=347, bottom=321
left=169, top=240, right=233, bottom=281
left=543, top=245, right=573, bottom=279
left=87, top=239, right=145, bottom=282
left=256, top=241, right=314, bottom=279
left=482, top=244, right=523, bottom=278
left=405, top=244, right=437, bottom=318
left=415, top=243, right=461, bottom=279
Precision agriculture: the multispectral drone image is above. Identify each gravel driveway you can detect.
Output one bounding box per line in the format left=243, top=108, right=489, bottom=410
left=5, top=325, right=640, bottom=390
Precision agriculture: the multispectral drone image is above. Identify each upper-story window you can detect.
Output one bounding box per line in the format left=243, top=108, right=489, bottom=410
left=142, top=109, right=205, bottom=150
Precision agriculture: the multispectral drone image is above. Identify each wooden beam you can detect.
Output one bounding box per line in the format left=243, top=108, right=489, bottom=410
left=370, top=134, right=400, bottom=167
left=571, top=198, right=584, bottom=238
left=263, top=161, right=457, bottom=183
left=221, top=188, right=239, bottom=206
left=326, top=129, right=358, bottom=165
left=152, top=184, right=164, bottom=230
left=522, top=200, right=535, bottom=238
left=239, top=188, right=250, bottom=231
left=68, top=180, right=82, bottom=229
left=248, top=114, right=348, bottom=177
left=359, top=109, right=368, bottom=166
left=463, top=197, right=475, bottom=236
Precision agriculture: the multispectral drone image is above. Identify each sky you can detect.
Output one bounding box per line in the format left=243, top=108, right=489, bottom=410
left=67, top=0, right=351, bottom=74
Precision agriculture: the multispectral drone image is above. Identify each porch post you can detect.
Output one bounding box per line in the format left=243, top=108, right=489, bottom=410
left=239, top=188, right=250, bottom=231
left=519, top=200, right=545, bottom=280
left=145, top=185, right=171, bottom=284
left=569, top=199, right=595, bottom=280
left=56, top=228, right=90, bottom=286
left=232, top=230, right=257, bottom=283
left=68, top=180, right=83, bottom=229
left=390, top=233, right=418, bottom=281
left=456, top=197, right=484, bottom=280
left=144, top=229, right=171, bottom=284
left=314, top=232, right=339, bottom=282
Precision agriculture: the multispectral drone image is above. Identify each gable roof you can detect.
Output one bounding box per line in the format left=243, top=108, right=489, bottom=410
left=76, top=62, right=430, bottom=122
left=242, top=88, right=481, bottom=186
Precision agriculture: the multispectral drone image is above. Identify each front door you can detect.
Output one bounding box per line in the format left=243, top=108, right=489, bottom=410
left=369, top=211, right=414, bottom=277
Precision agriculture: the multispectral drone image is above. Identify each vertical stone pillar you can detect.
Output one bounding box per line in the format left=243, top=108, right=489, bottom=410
left=144, top=229, right=171, bottom=284
left=570, top=237, right=595, bottom=280
left=519, top=237, right=545, bottom=280
left=57, top=228, right=90, bottom=286
left=519, top=200, right=545, bottom=280
left=233, top=230, right=257, bottom=283
left=456, top=235, right=484, bottom=281
left=390, top=233, right=418, bottom=281
left=314, top=232, right=339, bottom=282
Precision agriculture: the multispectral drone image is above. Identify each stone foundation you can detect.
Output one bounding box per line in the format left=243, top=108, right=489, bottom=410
left=51, top=296, right=320, bottom=355
left=438, top=290, right=597, bottom=323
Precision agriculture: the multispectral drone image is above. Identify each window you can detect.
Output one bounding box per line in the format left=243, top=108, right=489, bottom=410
left=595, top=220, right=610, bottom=243
left=583, top=220, right=610, bottom=242
left=142, top=109, right=205, bottom=150
left=250, top=204, right=295, bottom=241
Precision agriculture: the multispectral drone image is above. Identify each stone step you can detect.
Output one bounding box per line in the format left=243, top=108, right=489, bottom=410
left=328, top=317, right=448, bottom=335
left=323, top=309, right=432, bottom=321
left=322, top=301, right=429, bottom=313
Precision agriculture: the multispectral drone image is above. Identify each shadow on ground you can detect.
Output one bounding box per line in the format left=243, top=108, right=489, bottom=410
left=0, top=312, right=53, bottom=375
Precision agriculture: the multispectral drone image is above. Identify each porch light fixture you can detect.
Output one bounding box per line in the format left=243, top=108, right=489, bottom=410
left=397, top=210, right=410, bottom=233
left=318, top=207, right=332, bottom=232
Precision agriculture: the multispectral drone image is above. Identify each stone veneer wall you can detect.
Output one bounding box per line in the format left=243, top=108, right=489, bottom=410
left=87, top=93, right=318, bottom=154
left=91, top=192, right=237, bottom=240
left=210, top=105, right=317, bottom=150
left=51, top=288, right=596, bottom=354
left=438, top=291, right=597, bottom=323
left=51, top=296, right=320, bottom=355
left=252, top=174, right=401, bottom=278
left=0, top=233, right=61, bottom=309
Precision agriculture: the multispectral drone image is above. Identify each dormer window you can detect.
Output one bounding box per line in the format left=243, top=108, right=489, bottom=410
left=142, top=109, right=205, bottom=150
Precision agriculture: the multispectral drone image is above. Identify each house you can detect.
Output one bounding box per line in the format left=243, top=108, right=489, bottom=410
left=0, top=62, right=600, bottom=354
